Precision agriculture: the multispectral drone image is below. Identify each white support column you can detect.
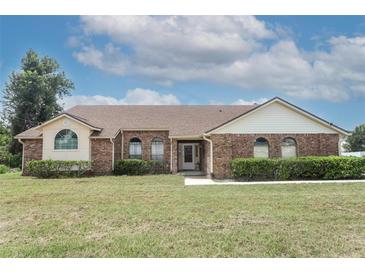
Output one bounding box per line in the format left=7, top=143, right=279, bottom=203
left=203, top=134, right=213, bottom=175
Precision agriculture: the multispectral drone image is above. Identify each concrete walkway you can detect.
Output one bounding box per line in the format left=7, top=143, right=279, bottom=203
left=184, top=176, right=365, bottom=186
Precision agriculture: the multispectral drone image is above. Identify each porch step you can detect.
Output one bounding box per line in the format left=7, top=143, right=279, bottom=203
left=177, top=171, right=206, bottom=176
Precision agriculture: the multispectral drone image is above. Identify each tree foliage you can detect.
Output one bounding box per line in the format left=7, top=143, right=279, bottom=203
left=0, top=122, right=11, bottom=163
left=2, top=49, right=74, bottom=153
left=0, top=122, right=20, bottom=167
left=0, top=122, right=11, bottom=148
left=344, top=124, right=365, bottom=152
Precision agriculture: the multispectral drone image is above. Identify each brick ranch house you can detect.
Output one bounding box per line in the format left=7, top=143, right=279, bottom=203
left=15, top=97, right=350, bottom=178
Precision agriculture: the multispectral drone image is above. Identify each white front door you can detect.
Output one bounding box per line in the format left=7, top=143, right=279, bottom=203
left=182, top=144, right=195, bottom=170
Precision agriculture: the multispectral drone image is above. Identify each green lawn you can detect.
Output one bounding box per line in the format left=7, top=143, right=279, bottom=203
left=1, top=173, right=364, bottom=257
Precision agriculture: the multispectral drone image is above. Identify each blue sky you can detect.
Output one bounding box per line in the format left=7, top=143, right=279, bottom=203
left=1, top=16, right=365, bottom=130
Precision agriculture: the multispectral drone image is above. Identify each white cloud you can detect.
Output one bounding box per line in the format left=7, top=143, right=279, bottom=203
left=66, top=36, right=83, bottom=48
left=74, top=15, right=274, bottom=80
left=232, top=97, right=268, bottom=105
left=121, top=88, right=180, bottom=105
left=74, top=43, right=129, bottom=75
left=61, top=88, right=180, bottom=109
left=72, top=16, right=365, bottom=102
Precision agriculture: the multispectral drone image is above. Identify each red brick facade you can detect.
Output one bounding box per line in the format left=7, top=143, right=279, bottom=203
left=113, top=131, right=122, bottom=164
left=20, top=132, right=340, bottom=178
left=201, top=140, right=211, bottom=174
left=90, top=138, right=113, bottom=174
left=210, top=133, right=340, bottom=178
left=22, top=139, right=42, bottom=175
left=171, top=138, right=178, bottom=173
left=122, top=130, right=171, bottom=169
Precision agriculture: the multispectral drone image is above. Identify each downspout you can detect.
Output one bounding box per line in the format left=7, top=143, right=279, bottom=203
left=18, top=139, right=25, bottom=174
left=338, top=134, right=347, bottom=156
left=110, top=138, right=115, bottom=171
left=121, top=130, right=124, bottom=160
left=338, top=135, right=342, bottom=156
left=202, top=134, right=213, bottom=175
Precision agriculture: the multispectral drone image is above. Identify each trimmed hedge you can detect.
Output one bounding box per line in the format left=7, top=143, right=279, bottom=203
left=0, top=164, right=10, bottom=174
left=230, top=156, right=365, bottom=181
left=114, top=159, right=169, bottom=175
left=26, top=160, right=91, bottom=178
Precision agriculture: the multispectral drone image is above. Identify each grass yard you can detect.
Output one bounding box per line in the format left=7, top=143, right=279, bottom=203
left=0, top=172, right=365, bottom=257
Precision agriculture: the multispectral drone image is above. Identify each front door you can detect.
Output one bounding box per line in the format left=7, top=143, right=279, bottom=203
left=182, top=144, right=195, bottom=170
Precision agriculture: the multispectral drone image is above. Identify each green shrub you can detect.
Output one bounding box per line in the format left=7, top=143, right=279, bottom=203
left=146, top=160, right=170, bottom=174
left=114, top=159, right=149, bottom=175
left=230, top=156, right=365, bottom=181
left=114, top=159, right=169, bottom=175
left=7, top=153, right=22, bottom=168
left=0, top=151, right=22, bottom=168
left=26, top=160, right=91, bottom=178
left=0, top=164, right=10, bottom=174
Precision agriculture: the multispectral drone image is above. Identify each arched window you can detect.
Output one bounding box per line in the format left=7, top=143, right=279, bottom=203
left=54, top=129, right=78, bottom=150
left=151, top=138, right=164, bottom=161
left=254, top=137, right=269, bottom=158
left=281, top=137, right=297, bottom=158
left=129, top=138, right=142, bottom=159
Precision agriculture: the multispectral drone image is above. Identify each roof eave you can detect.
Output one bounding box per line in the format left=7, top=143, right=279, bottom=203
left=14, top=136, right=43, bottom=140
left=33, top=113, right=102, bottom=132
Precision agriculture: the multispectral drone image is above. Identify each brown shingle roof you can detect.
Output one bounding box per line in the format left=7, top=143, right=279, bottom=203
left=15, top=105, right=255, bottom=139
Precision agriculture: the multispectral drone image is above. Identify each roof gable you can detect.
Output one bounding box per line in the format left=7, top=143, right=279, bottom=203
left=206, top=97, right=350, bottom=136
left=33, top=113, right=102, bottom=132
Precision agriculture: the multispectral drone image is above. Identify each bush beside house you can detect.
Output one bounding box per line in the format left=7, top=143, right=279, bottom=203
left=114, top=159, right=169, bottom=175
left=26, top=160, right=91, bottom=178
left=21, top=157, right=365, bottom=180
left=24, top=159, right=169, bottom=178
left=230, top=156, right=365, bottom=181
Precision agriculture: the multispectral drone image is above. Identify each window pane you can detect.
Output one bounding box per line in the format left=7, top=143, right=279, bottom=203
left=184, top=146, right=193, bottom=162
left=129, top=138, right=142, bottom=159
left=282, top=146, right=296, bottom=158
left=54, top=129, right=78, bottom=150
left=254, top=138, right=268, bottom=158
left=151, top=154, right=163, bottom=161
left=281, top=138, right=296, bottom=158
left=151, top=138, right=164, bottom=161
left=254, top=145, right=268, bottom=158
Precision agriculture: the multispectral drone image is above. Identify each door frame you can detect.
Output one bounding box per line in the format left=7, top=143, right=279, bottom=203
left=182, top=143, right=195, bottom=170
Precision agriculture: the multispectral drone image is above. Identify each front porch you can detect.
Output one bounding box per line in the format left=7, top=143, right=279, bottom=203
left=173, top=139, right=210, bottom=175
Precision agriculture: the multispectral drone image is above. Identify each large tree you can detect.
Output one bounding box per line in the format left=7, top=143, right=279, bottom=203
left=344, top=124, right=365, bottom=152
left=2, top=49, right=74, bottom=153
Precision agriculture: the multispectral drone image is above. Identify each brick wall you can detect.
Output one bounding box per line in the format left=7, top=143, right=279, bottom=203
left=90, top=138, right=113, bottom=174
left=22, top=139, right=42, bottom=175
left=21, top=132, right=339, bottom=178
left=122, top=131, right=171, bottom=170
left=171, top=139, right=178, bottom=173
left=113, top=131, right=122, bottom=163
left=211, top=133, right=339, bottom=178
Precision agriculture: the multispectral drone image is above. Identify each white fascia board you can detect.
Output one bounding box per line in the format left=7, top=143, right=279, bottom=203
left=33, top=113, right=102, bottom=132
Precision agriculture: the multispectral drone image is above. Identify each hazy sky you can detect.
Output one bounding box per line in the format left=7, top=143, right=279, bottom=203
left=1, top=16, right=365, bottom=130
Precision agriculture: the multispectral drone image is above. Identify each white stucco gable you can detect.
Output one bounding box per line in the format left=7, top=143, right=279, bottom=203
left=41, top=116, right=93, bottom=161
left=208, top=98, right=349, bottom=136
